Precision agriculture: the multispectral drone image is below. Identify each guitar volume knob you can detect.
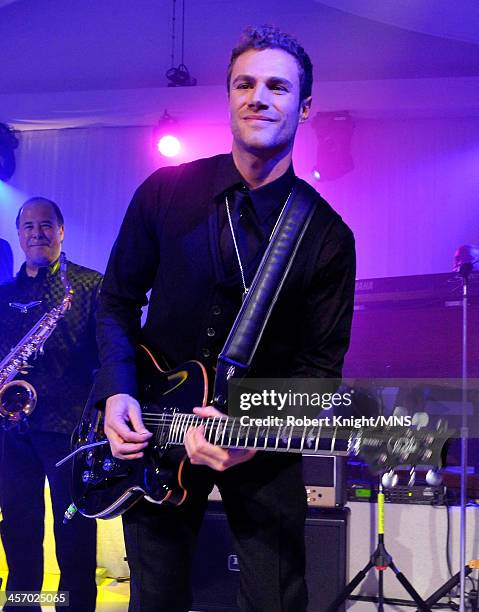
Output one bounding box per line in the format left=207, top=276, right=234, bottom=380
left=82, top=470, right=92, bottom=483
left=102, top=458, right=115, bottom=472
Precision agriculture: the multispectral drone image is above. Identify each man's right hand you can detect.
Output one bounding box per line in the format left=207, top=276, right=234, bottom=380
left=104, top=393, right=152, bottom=460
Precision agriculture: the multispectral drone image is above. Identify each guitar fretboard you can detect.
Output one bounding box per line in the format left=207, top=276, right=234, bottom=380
left=165, top=413, right=351, bottom=455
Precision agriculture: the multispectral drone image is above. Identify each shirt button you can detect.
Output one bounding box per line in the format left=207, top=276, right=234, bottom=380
left=212, top=305, right=221, bottom=316
left=207, top=327, right=215, bottom=337
left=201, top=348, right=211, bottom=358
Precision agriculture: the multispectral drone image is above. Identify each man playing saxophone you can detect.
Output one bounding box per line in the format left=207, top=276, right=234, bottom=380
left=0, top=197, right=102, bottom=612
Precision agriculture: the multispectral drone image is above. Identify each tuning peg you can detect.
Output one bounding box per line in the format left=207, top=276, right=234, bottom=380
left=435, top=418, right=448, bottom=433
left=408, top=467, right=416, bottom=487
left=426, top=468, right=442, bottom=486
left=393, top=406, right=408, bottom=418
left=382, top=470, right=399, bottom=489
left=412, top=412, right=429, bottom=430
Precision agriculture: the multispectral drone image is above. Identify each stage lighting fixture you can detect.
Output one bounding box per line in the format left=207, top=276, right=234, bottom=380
left=312, top=111, right=354, bottom=181
left=158, top=135, right=181, bottom=157
left=0, top=123, right=19, bottom=182
left=166, top=64, right=197, bottom=87
left=154, top=111, right=182, bottom=158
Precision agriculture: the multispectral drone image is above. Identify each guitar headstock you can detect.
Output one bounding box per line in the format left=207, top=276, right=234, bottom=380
left=350, top=425, right=451, bottom=474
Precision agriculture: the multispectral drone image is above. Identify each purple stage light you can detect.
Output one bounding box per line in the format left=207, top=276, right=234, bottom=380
left=154, top=111, right=182, bottom=158
left=157, top=134, right=181, bottom=157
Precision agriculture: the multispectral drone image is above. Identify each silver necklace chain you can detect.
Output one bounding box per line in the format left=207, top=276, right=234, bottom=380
left=225, top=195, right=249, bottom=297
left=225, top=190, right=293, bottom=299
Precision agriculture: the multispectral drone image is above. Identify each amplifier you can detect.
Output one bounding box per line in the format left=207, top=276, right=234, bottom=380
left=191, top=506, right=349, bottom=612
left=347, top=482, right=447, bottom=505
left=303, top=454, right=346, bottom=507
left=208, top=455, right=346, bottom=508
left=344, top=272, right=479, bottom=378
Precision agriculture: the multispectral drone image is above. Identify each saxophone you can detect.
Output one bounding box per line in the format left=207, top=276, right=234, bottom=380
left=0, top=252, right=73, bottom=426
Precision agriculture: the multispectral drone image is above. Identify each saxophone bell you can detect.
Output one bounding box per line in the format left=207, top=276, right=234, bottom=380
left=0, top=380, right=37, bottom=423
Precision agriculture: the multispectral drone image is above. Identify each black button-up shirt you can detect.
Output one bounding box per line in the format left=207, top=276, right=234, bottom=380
left=94, top=153, right=356, bottom=407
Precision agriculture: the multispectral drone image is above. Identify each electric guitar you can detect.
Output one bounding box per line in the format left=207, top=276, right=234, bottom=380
left=71, top=345, right=450, bottom=519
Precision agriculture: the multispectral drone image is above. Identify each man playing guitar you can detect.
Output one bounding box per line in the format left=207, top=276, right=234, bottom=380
left=93, top=25, right=356, bottom=612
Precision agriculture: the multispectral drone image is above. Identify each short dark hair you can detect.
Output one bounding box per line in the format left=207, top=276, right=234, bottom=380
left=16, top=197, right=64, bottom=229
left=227, top=25, right=313, bottom=102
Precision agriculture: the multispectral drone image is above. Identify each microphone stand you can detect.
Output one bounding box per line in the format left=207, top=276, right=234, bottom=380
left=328, top=476, right=431, bottom=612
left=458, top=260, right=472, bottom=612
left=415, top=253, right=479, bottom=612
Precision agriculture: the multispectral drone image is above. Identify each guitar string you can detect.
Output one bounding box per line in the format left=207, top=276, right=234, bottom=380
left=140, top=420, right=343, bottom=449
left=139, top=412, right=424, bottom=433
left=140, top=413, right=343, bottom=432
left=132, top=416, right=424, bottom=453
left=140, top=415, right=340, bottom=433
left=139, top=415, right=358, bottom=449
left=140, top=413, right=405, bottom=435
left=139, top=414, right=403, bottom=439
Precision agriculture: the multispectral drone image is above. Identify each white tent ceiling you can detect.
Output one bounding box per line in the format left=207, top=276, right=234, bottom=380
left=317, top=0, right=479, bottom=44
left=1, top=0, right=478, bottom=129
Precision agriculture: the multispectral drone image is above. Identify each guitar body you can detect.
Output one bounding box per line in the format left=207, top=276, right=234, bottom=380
left=72, top=345, right=451, bottom=520
left=71, top=345, right=208, bottom=519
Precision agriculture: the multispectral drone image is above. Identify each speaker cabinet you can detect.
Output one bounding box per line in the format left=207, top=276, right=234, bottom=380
left=191, top=505, right=349, bottom=612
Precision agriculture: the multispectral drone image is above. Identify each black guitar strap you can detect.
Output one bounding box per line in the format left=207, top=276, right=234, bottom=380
left=213, top=178, right=334, bottom=409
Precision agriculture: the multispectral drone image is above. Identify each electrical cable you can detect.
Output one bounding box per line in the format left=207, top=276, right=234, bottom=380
left=166, top=0, right=196, bottom=86
left=181, top=0, right=185, bottom=65
left=170, top=0, right=176, bottom=68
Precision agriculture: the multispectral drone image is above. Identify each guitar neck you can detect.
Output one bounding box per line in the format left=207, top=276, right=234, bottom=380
left=167, top=413, right=351, bottom=456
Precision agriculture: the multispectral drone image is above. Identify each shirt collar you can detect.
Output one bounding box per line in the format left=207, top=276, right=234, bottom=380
left=212, top=153, right=244, bottom=197
left=17, top=258, right=60, bottom=281
left=213, top=153, right=297, bottom=224
left=248, top=164, right=296, bottom=224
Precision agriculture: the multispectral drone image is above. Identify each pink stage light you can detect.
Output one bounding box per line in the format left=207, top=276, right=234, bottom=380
left=157, top=134, right=181, bottom=157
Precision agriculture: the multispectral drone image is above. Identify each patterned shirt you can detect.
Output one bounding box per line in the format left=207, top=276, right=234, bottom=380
left=0, top=259, right=102, bottom=433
